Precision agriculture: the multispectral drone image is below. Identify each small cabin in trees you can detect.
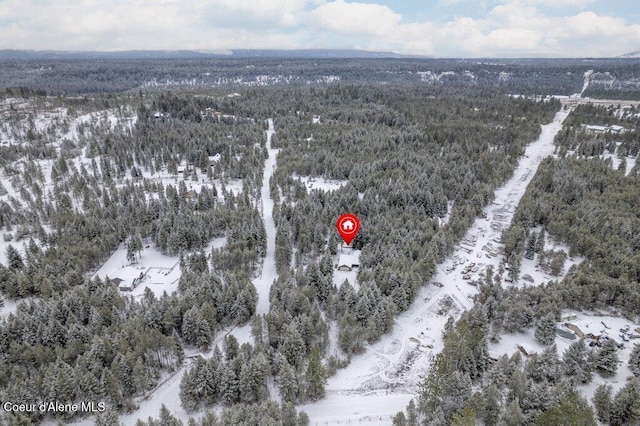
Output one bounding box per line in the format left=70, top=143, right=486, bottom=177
left=517, top=344, right=535, bottom=357
left=109, top=277, right=124, bottom=288
left=556, top=327, right=577, bottom=340
left=118, top=272, right=145, bottom=291
left=564, top=323, right=585, bottom=339
left=337, top=254, right=360, bottom=271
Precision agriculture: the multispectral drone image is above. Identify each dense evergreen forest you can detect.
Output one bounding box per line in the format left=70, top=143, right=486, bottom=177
left=1, top=57, right=639, bottom=99
left=0, top=57, right=638, bottom=425
left=266, top=85, right=558, bottom=355
left=396, top=103, right=640, bottom=425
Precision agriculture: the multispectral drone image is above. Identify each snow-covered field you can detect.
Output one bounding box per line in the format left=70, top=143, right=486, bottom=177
left=601, top=152, right=637, bottom=176
left=93, top=244, right=182, bottom=298
left=490, top=310, right=640, bottom=402
left=294, top=175, right=348, bottom=193
left=0, top=297, right=22, bottom=319
left=301, top=107, right=573, bottom=425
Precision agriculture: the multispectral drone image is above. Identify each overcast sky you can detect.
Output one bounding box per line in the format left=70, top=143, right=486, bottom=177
left=0, top=0, right=638, bottom=57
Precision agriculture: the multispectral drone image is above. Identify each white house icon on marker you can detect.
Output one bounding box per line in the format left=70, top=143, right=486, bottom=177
left=342, top=220, right=354, bottom=231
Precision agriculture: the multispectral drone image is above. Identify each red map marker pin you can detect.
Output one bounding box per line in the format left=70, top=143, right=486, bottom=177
left=336, top=213, right=360, bottom=246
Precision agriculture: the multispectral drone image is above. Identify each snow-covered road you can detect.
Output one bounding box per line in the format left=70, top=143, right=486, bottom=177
left=580, top=70, right=593, bottom=98
left=300, top=108, right=572, bottom=425
left=253, top=118, right=279, bottom=316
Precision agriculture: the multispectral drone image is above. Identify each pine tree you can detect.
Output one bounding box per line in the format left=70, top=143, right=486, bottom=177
left=406, top=399, right=418, bottom=426
left=219, top=364, right=238, bottom=405
left=482, top=385, right=501, bottom=425
left=132, top=357, right=150, bottom=395
left=280, top=323, right=305, bottom=368
left=275, top=219, right=292, bottom=274
left=503, top=302, right=532, bottom=333
left=127, top=234, right=142, bottom=263
left=592, top=384, right=612, bottom=424
left=610, top=378, right=640, bottom=426
left=535, top=229, right=545, bottom=253
left=521, top=380, right=552, bottom=422
left=304, top=347, right=327, bottom=401
left=534, top=312, right=556, bottom=346
left=297, top=410, right=310, bottom=426
left=441, top=371, right=472, bottom=419
left=533, top=392, right=596, bottom=426
left=524, top=232, right=536, bottom=260
left=6, top=245, right=24, bottom=270
left=500, top=399, right=524, bottom=426
left=562, top=339, right=593, bottom=384
left=618, top=157, right=627, bottom=174
left=549, top=251, right=567, bottom=276
left=95, top=407, right=121, bottom=426
left=158, top=404, right=183, bottom=426
left=629, top=344, right=640, bottom=377
left=392, top=411, right=407, bottom=426
left=279, top=360, right=298, bottom=403
left=507, top=254, right=520, bottom=283
left=526, top=345, right=561, bottom=384
left=451, top=407, right=476, bottom=425
left=596, top=338, right=619, bottom=377
left=429, top=406, right=447, bottom=426
left=281, top=401, right=297, bottom=426
left=179, top=362, right=200, bottom=412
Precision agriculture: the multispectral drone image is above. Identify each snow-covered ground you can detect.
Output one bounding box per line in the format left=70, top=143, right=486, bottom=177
left=0, top=234, right=27, bottom=268
left=490, top=310, right=639, bottom=402
left=294, top=175, right=348, bottom=193
left=253, top=118, right=279, bottom=316
left=333, top=247, right=361, bottom=290
left=300, top=108, right=572, bottom=425
left=575, top=69, right=594, bottom=98
left=93, top=244, right=181, bottom=299
left=0, top=297, right=22, bottom=319
left=600, top=142, right=638, bottom=176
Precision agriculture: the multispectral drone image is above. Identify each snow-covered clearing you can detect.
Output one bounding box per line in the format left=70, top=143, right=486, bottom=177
left=333, top=247, right=361, bottom=290
left=517, top=235, right=583, bottom=286
left=253, top=118, right=279, bottom=316
left=575, top=69, right=594, bottom=98
left=0, top=234, right=27, bottom=268
left=490, top=310, right=639, bottom=402
left=294, top=175, right=348, bottom=193
left=301, top=108, right=572, bottom=424
left=416, top=70, right=476, bottom=84
left=93, top=244, right=181, bottom=299
left=0, top=297, right=22, bottom=319
left=601, top=147, right=637, bottom=176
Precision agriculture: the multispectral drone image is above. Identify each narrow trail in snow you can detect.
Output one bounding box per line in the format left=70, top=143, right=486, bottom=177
left=299, top=107, right=572, bottom=425
left=253, top=118, right=279, bottom=316
left=579, top=70, right=593, bottom=98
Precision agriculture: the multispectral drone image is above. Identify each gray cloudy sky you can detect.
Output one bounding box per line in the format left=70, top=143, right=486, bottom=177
left=0, top=0, right=638, bottom=57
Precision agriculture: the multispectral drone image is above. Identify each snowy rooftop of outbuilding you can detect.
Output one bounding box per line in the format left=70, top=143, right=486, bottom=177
left=337, top=253, right=360, bottom=268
